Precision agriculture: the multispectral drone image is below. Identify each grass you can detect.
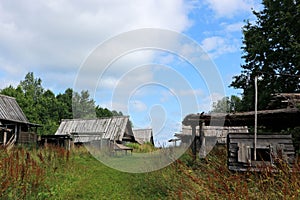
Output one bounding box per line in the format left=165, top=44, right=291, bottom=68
left=1, top=145, right=300, bottom=199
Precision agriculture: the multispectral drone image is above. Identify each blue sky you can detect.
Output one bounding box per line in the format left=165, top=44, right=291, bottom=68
left=0, top=0, right=262, bottom=145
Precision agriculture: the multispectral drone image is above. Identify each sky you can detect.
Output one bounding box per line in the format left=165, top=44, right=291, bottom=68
left=0, top=0, right=262, bottom=145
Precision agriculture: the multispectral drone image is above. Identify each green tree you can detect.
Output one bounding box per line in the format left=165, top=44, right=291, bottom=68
left=95, top=106, right=113, bottom=118
left=56, top=88, right=73, bottom=119
left=72, top=90, right=96, bottom=119
left=1, top=72, right=124, bottom=134
left=211, top=95, right=242, bottom=113
left=231, top=0, right=300, bottom=111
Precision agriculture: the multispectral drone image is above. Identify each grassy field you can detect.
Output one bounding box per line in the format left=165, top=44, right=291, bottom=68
left=1, top=145, right=300, bottom=199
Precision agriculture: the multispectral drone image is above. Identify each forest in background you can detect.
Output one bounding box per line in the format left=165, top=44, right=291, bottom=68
left=0, top=72, right=122, bottom=134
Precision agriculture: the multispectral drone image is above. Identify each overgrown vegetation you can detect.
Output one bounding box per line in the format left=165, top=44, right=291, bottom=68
left=1, top=145, right=300, bottom=199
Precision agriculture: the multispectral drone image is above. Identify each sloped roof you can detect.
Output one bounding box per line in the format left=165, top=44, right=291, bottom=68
left=55, top=116, right=134, bottom=141
left=0, top=94, right=29, bottom=124
left=132, top=128, right=153, bottom=144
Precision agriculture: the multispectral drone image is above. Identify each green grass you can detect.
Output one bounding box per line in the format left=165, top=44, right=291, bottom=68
left=1, top=145, right=300, bottom=199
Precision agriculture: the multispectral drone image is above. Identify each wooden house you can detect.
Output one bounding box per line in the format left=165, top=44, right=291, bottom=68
left=132, top=128, right=154, bottom=145
left=54, top=116, right=135, bottom=153
left=0, top=94, right=40, bottom=147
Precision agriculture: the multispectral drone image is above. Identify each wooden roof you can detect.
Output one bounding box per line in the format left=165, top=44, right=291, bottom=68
left=268, top=93, right=300, bottom=109
left=0, top=94, right=29, bottom=124
left=132, top=129, right=153, bottom=144
left=183, top=108, right=300, bottom=130
left=55, top=116, right=134, bottom=141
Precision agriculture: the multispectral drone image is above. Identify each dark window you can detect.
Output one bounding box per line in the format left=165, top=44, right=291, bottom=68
left=251, top=148, right=271, bottom=161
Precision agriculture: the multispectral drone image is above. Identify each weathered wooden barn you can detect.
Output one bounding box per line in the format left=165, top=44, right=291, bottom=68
left=0, top=94, right=40, bottom=147
left=54, top=116, right=135, bottom=152
left=132, top=128, right=154, bottom=145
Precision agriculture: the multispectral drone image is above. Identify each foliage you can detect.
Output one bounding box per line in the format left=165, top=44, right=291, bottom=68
left=211, top=95, right=242, bottom=113
left=0, top=72, right=121, bottom=135
left=72, top=90, right=96, bottom=119
left=231, top=0, right=300, bottom=111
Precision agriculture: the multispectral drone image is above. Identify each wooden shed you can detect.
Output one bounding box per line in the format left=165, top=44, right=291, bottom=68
left=0, top=94, right=40, bottom=147
left=55, top=116, right=135, bottom=152
left=182, top=107, right=299, bottom=171
left=132, top=128, right=154, bottom=145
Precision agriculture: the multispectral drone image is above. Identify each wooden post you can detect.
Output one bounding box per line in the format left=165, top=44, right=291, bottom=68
left=254, top=76, right=258, bottom=161
left=199, top=122, right=205, bottom=158
left=3, top=131, right=7, bottom=146
left=191, top=124, right=197, bottom=160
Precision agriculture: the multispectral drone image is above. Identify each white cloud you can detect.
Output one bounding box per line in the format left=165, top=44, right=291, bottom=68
left=201, top=36, right=239, bottom=58
left=224, top=22, right=244, bottom=32
left=129, top=100, right=148, bottom=112
left=204, top=0, right=257, bottom=18
left=0, top=0, right=193, bottom=92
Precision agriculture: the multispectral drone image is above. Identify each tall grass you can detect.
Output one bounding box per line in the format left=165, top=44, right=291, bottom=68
left=157, top=145, right=300, bottom=199
left=0, top=145, right=70, bottom=199
left=1, top=145, right=300, bottom=199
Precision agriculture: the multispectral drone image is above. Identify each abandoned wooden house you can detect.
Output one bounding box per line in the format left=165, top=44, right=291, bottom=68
left=182, top=105, right=300, bottom=171
left=132, top=128, right=154, bottom=145
left=0, top=94, right=40, bottom=147
left=54, top=116, right=135, bottom=153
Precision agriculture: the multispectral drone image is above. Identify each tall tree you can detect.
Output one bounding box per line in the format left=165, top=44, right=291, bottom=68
left=231, top=0, right=300, bottom=111
left=211, top=95, right=242, bottom=113
left=72, top=90, right=96, bottom=119
left=56, top=88, right=73, bottom=119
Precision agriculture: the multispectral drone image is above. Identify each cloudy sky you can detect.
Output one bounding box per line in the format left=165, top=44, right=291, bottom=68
left=0, top=0, right=262, bottom=145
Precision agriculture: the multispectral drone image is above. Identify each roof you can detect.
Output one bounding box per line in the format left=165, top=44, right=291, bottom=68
left=0, top=94, right=29, bottom=124
left=183, top=108, right=300, bottom=130
left=132, top=128, right=153, bottom=144
left=55, top=116, right=134, bottom=141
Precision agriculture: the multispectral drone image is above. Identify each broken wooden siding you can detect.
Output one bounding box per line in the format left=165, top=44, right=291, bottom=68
left=227, top=133, right=295, bottom=172
left=18, top=132, right=37, bottom=144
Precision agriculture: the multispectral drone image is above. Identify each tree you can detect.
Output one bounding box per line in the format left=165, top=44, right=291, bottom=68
left=56, top=88, right=73, bottom=119
left=231, top=0, right=300, bottom=111
left=20, top=72, right=43, bottom=103
left=211, top=95, right=242, bottom=113
left=1, top=72, right=124, bottom=134
left=72, top=90, right=96, bottom=119
left=95, top=106, right=113, bottom=118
